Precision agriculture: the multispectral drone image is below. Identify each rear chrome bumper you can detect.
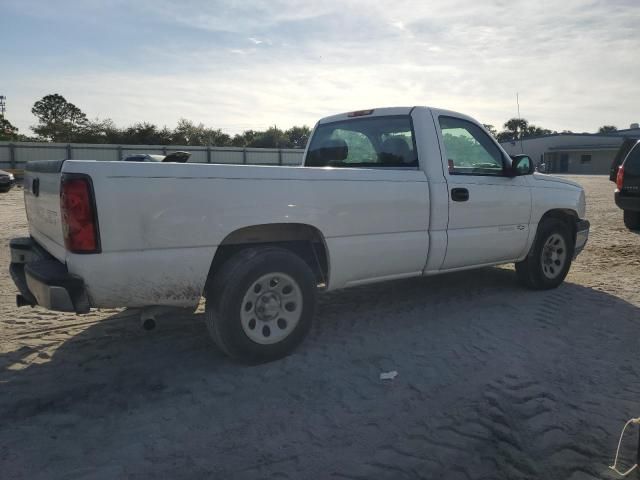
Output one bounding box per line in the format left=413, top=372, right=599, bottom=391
left=574, top=219, right=590, bottom=258
left=9, top=237, right=90, bottom=313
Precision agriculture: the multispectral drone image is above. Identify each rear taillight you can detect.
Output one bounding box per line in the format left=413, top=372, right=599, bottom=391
left=60, top=175, right=100, bottom=253
left=616, top=165, right=625, bottom=191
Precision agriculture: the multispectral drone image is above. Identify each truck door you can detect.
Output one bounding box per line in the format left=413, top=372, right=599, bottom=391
left=434, top=114, right=532, bottom=269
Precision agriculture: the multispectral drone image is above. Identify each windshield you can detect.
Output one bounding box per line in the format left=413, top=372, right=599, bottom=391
left=305, top=116, right=418, bottom=168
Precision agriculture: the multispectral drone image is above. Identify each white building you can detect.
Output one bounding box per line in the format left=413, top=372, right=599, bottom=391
left=500, top=125, right=640, bottom=174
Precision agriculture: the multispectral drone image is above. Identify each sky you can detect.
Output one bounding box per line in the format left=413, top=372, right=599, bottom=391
left=2, top=0, right=639, bottom=135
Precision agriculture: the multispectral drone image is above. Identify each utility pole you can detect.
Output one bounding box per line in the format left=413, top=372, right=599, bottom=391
left=516, top=92, right=524, bottom=153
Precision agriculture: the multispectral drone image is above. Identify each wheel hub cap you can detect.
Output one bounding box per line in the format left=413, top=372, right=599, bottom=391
left=239, top=272, right=303, bottom=345
left=256, top=292, right=281, bottom=321
left=541, top=233, right=567, bottom=279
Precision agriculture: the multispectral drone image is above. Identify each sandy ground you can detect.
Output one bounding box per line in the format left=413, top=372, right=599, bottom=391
left=1, top=176, right=639, bottom=479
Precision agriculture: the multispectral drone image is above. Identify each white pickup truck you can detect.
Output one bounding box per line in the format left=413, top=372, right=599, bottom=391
left=10, top=107, right=589, bottom=362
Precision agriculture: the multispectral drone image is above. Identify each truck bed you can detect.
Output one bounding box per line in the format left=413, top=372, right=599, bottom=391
left=23, top=160, right=432, bottom=308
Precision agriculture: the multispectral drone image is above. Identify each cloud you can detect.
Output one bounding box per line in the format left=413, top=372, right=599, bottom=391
left=4, top=0, right=640, bottom=134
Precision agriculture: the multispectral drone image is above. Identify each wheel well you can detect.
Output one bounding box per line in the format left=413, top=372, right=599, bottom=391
left=539, top=209, right=578, bottom=242
left=205, top=224, right=329, bottom=292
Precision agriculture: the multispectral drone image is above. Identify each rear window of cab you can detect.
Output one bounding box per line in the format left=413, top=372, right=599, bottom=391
left=305, top=116, right=418, bottom=168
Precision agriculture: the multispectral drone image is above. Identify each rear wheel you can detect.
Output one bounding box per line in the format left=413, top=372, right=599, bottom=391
left=623, top=210, right=640, bottom=230
left=205, top=247, right=316, bottom=363
left=515, top=218, right=574, bottom=290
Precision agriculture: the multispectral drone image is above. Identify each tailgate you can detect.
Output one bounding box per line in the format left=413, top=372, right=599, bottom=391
left=23, top=160, right=67, bottom=262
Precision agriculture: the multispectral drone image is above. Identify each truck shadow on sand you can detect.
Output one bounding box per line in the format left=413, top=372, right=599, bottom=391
left=1, top=266, right=639, bottom=479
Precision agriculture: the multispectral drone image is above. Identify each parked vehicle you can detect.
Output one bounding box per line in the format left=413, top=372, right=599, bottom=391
left=10, top=107, right=590, bottom=362
left=609, top=138, right=638, bottom=181
left=122, top=151, right=190, bottom=163
left=611, top=139, right=640, bottom=230
left=0, top=169, right=15, bottom=192
left=535, top=162, right=549, bottom=173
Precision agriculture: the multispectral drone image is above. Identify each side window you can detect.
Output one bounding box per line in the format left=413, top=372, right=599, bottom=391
left=438, top=116, right=505, bottom=176
left=305, top=116, right=418, bottom=168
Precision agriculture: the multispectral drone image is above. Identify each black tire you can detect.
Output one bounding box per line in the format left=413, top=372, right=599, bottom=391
left=515, top=218, right=574, bottom=290
left=623, top=210, right=640, bottom=230
left=205, top=247, right=316, bottom=363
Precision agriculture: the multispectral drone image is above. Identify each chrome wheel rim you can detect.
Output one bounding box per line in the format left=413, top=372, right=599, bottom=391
left=541, top=233, right=567, bottom=279
left=240, top=272, right=303, bottom=345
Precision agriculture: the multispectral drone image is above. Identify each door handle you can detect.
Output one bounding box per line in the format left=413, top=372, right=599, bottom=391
left=451, top=188, right=469, bottom=202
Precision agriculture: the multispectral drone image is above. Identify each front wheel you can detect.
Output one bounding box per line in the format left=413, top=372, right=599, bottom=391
left=515, top=219, right=574, bottom=290
left=623, top=210, right=640, bottom=230
left=205, top=247, right=317, bottom=363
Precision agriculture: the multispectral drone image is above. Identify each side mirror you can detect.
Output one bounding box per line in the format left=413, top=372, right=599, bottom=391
left=510, top=155, right=534, bottom=176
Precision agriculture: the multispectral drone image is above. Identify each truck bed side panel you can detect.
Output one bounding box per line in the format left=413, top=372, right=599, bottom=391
left=61, top=161, right=431, bottom=307
left=66, top=247, right=215, bottom=308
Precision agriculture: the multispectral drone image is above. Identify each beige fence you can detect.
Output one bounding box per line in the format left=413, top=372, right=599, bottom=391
left=0, top=142, right=306, bottom=173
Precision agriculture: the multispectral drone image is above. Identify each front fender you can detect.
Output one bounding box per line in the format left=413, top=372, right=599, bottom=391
left=529, top=175, right=586, bottom=224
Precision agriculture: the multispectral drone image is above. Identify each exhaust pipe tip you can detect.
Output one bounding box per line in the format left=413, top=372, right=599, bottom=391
left=16, top=294, right=34, bottom=308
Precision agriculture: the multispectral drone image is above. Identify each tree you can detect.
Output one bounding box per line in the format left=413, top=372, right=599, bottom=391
left=247, top=126, right=291, bottom=148
left=482, top=124, right=498, bottom=137
left=172, top=119, right=231, bottom=146
left=500, top=118, right=529, bottom=141
left=496, top=130, right=515, bottom=143
left=598, top=125, right=617, bottom=133
left=285, top=126, right=311, bottom=148
left=31, top=94, right=89, bottom=142
left=524, top=125, right=553, bottom=137
left=19, top=96, right=332, bottom=149
left=73, top=118, right=116, bottom=143
left=119, top=122, right=173, bottom=145
left=231, top=130, right=261, bottom=147
left=0, top=115, right=19, bottom=141
left=496, top=118, right=553, bottom=142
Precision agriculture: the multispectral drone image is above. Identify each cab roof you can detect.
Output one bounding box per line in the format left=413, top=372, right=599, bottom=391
left=317, top=106, right=475, bottom=125
left=318, top=107, right=415, bottom=124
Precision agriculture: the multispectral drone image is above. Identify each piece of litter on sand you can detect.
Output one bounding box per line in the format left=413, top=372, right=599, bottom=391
left=380, top=371, right=398, bottom=380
